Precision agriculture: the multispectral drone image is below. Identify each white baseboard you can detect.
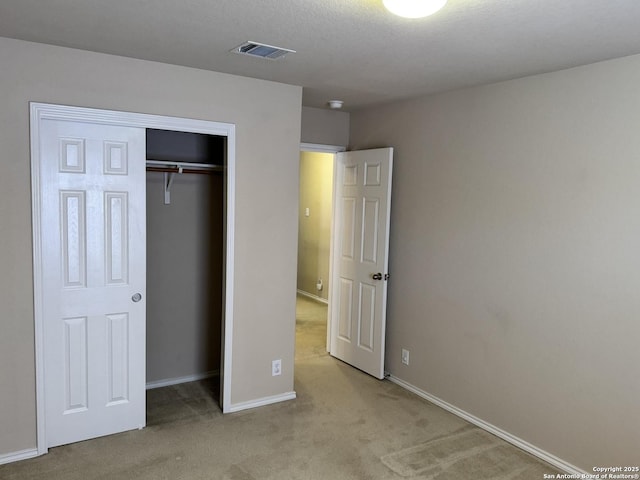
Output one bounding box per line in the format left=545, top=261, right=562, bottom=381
left=387, top=375, right=587, bottom=477
left=0, top=448, right=39, bottom=465
left=225, top=391, right=297, bottom=413
left=146, top=370, right=219, bottom=390
left=296, top=289, right=328, bottom=305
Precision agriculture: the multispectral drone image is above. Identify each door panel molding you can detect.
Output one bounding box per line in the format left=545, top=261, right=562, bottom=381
left=31, top=103, right=236, bottom=454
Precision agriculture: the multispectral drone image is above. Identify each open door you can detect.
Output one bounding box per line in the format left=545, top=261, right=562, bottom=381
left=329, top=148, right=393, bottom=379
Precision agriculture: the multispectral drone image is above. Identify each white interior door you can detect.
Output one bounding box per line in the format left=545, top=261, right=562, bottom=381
left=39, top=119, right=146, bottom=447
left=329, top=147, right=393, bottom=379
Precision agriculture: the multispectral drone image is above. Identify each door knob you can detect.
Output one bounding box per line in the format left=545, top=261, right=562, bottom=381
left=372, top=273, right=383, bottom=280
left=131, top=293, right=142, bottom=302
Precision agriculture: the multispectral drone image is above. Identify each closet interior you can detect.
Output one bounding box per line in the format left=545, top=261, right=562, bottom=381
left=144, top=128, right=226, bottom=405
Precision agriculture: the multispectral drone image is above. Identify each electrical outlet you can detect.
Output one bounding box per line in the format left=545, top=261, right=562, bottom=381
left=272, top=359, right=282, bottom=376
left=401, top=349, right=410, bottom=366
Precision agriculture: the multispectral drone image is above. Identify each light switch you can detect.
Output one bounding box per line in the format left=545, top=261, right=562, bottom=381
left=305, top=207, right=310, bottom=217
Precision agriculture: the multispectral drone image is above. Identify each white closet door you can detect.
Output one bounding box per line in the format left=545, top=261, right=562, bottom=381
left=40, top=119, right=146, bottom=447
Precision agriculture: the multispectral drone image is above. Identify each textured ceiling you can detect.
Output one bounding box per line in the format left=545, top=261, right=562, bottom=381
left=2, top=0, right=640, bottom=110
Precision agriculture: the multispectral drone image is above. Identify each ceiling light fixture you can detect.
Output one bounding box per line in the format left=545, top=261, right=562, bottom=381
left=328, top=100, right=344, bottom=109
left=383, top=0, right=447, bottom=18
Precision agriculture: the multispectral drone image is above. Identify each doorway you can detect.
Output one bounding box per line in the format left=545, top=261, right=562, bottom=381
left=296, top=150, right=334, bottom=305
left=144, top=129, right=225, bottom=405
left=296, top=144, right=394, bottom=380
left=30, top=103, right=236, bottom=453
left=296, top=149, right=334, bottom=359
left=295, top=144, right=343, bottom=357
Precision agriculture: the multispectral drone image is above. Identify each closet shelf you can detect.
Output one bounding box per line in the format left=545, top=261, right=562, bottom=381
left=146, top=159, right=225, bottom=174
left=146, top=160, right=224, bottom=205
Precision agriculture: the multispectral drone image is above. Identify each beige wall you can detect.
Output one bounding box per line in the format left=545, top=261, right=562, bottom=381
left=297, top=152, right=334, bottom=300
left=350, top=54, right=640, bottom=470
left=0, top=37, right=301, bottom=456
left=146, top=173, right=223, bottom=383
left=301, top=106, right=349, bottom=146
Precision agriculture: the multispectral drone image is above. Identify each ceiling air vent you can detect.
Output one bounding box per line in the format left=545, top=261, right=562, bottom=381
left=231, top=41, right=296, bottom=60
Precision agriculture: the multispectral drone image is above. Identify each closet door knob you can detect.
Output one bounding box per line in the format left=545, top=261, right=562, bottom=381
left=131, top=293, right=142, bottom=303
left=372, top=273, right=383, bottom=280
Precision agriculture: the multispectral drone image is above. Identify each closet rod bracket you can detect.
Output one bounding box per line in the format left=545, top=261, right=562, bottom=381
left=148, top=160, right=222, bottom=205
left=164, top=171, right=178, bottom=205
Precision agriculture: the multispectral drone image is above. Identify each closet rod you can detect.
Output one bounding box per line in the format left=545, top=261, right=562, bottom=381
left=146, top=160, right=224, bottom=205
left=146, top=165, right=223, bottom=175
left=146, top=159, right=224, bottom=175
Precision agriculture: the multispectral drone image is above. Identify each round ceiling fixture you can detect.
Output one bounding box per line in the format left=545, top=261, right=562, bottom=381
left=383, top=0, right=447, bottom=18
left=328, top=100, right=344, bottom=109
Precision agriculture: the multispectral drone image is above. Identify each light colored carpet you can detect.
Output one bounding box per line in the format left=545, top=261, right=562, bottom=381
left=0, top=295, right=561, bottom=479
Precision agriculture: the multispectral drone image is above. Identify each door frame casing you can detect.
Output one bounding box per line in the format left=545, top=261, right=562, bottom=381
left=31, top=103, right=236, bottom=454
left=299, top=143, right=346, bottom=352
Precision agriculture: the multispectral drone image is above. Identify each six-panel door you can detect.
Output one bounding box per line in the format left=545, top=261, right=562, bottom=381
left=330, top=148, right=393, bottom=379
left=40, top=119, right=146, bottom=447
